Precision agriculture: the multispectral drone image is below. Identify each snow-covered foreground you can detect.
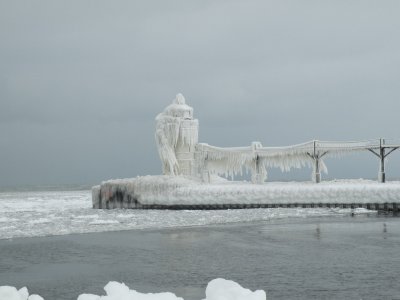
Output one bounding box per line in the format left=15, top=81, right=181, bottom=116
left=1, top=278, right=266, bottom=300
left=0, top=190, right=374, bottom=239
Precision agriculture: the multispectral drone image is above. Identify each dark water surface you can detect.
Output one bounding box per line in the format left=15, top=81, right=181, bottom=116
left=1, top=216, right=400, bottom=300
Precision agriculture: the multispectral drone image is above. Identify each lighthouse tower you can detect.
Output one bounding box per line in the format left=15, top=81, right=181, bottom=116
left=155, top=94, right=199, bottom=176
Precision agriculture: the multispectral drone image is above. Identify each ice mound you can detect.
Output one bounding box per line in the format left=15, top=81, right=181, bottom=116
left=1, top=279, right=267, bottom=300
left=0, top=286, right=43, bottom=300
left=77, top=281, right=183, bottom=300
left=203, top=278, right=266, bottom=300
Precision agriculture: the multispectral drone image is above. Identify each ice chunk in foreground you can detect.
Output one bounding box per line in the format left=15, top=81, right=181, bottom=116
left=77, top=279, right=266, bottom=300
left=1, top=279, right=267, bottom=300
left=27, top=296, right=44, bottom=300
left=0, top=286, right=44, bottom=300
left=77, top=281, right=183, bottom=300
left=203, top=278, right=266, bottom=300
left=76, top=295, right=99, bottom=300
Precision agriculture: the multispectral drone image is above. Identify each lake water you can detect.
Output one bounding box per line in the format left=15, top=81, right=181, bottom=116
left=1, top=215, right=400, bottom=300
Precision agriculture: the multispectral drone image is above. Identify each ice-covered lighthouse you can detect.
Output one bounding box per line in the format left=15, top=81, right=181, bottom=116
left=154, top=93, right=269, bottom=184
left=155, top=93, right=199, bottom=177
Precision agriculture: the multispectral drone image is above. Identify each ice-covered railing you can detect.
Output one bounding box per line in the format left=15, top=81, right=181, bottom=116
left=313, top=139, right=379, bottom=155
left=309, top=139, right=400, bottom=183
left=254, top=140, right=380, bottom=179
left=380, top=138, right=400, bottom=148
left=195, top=139, right=400, bottom=183
left=258, top=139, right=378, bottom=156
left=255, top=141, right=319, bottom=173
left=196, top=143, right=257, bottom=180
left=196, top=141, right=325, bottom=182
left=311, top=139, right=400, bottom=154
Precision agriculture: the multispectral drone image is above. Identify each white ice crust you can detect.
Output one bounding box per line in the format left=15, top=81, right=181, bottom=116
left=0, top=286, right=43, bottom=300
left=100, top=176, right=400, bottom=206
left=77, top=281, right=184, bottom=300
left=1, top=279, right=265, bottom=300
left=203, top=279, right=266, bottom=300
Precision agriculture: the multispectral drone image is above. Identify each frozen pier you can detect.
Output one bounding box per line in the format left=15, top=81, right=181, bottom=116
left=92, top=94, right=400, bottom=210
left=92, top=176, right=400, bottom=212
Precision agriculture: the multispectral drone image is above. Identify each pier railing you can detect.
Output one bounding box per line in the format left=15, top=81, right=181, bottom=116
left=196, top=138, right=400, bottom=183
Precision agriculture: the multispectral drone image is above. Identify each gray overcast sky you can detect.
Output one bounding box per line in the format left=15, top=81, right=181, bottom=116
left=1, top=1, right=400, bottom=187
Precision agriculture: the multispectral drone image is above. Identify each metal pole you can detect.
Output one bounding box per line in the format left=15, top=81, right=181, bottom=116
left=313, top=140, right=321, bottom=183
left=251, top=142, right=263, bottom=184
left=252, top=155, right=261, bottom=184
left=313, top=140, right=316, bottom=157
left=202, top=154, right=210, bottom=183
left=379, top=138, right=386, bottom=183
left=315, top=158, right=321, bottom=183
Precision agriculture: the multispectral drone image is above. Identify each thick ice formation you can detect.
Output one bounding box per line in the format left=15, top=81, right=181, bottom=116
left=1, top=279, right=267, bottom=300
left=0, top=286, right=43, bottom=300
left=203, top=278, right=266, bottom=300
left=196, top=143, right=266, bottom=182
left=96, top=176, right=400, bottom=206
left=77, top=281, right=183, bottom=300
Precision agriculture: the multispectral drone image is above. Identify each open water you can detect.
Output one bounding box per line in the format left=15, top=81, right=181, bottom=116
left=1, top=215, right=400, bottom=300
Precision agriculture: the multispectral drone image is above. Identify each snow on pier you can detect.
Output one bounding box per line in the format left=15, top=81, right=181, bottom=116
left=92, top=176, right=400, bottom=211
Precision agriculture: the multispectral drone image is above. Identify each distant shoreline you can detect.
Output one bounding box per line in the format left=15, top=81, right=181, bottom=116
left=0, top=184, right=93, bottom=192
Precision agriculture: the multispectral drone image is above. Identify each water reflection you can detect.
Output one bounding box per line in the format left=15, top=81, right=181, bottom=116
left=314, top=224, right=321, bottom=240
left=1, top=217, right=400, bottom=300
left=383, top=223, right=387, bottom=239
